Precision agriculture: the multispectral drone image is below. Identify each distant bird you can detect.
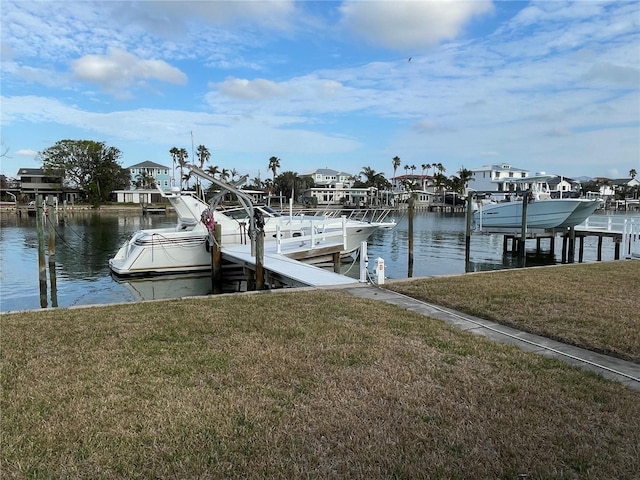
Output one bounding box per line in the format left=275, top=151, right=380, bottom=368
left=408, top=57, right=412, bottom=62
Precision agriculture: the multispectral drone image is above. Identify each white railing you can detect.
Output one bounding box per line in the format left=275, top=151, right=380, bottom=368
left=274, top=216, right=348, bottom=254
left=623, top=218, right=640, bottom=259
left=578, top=215, right=640, bottom=233
left=578, top=215, right=640, bottom=259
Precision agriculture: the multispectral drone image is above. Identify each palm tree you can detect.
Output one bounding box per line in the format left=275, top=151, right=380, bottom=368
left=630, top=168, right=637, bottom=179
left=268, top=156, right=281, bottom=187
left=421, top=163, right=430, bottom=176
left=134, top=171, right=155, bottom=189
left=360, top=166, right=379, bottom=186
left=456, top=166, right=474, bottom=194
left=205, top=165, right=219, bottom=178
left=196, top=145, right=210, bottom=169
left=410, top=165, right=416, bottom=178
left=404, top=164, right=410, bottom=176
left=169, top=147, right=189, bottom=189
left=392, top=156, right=401, bottom=180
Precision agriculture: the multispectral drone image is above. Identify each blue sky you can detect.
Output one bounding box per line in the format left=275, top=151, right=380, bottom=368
left=1, top=0, right=639, bottom=183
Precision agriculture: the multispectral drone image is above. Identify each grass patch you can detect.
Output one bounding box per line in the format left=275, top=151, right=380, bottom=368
left=2, top=286, right=639, bottom=479
left=386, top=260, right=640, bottom=363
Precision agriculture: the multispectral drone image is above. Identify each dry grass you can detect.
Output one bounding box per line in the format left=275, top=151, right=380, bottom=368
left=385, top=260, right=640, bottom=363
left=2, top=284, right=639, bottom=479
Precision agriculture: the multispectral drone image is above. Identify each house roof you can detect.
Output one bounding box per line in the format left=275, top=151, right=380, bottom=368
left=17, top=168, right=64, bottom=176
left=547, top=176, right=577, bottom=187
left=472, top=164, right=529, bottom=172
left=127, top=161, right=170, bottom=170
left=611, top=178, right=640, bottom=186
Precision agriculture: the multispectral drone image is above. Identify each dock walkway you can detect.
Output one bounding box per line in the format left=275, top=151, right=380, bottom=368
left=221, top=243, right=359, bottom=288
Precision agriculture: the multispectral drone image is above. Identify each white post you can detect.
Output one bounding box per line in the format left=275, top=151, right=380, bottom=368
left=276, top=224, right=282, bottom=254
left=359, top=241, right=368, bottom=283
left=341, top=215, right=347, bottom=250
left=375, top=257, right=385, bottom=285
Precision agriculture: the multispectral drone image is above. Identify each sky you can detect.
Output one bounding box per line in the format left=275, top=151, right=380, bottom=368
left=1, top=0, right=639, bottom=184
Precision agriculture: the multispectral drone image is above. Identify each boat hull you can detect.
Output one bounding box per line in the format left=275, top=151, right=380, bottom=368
left=473, top=199, right=587, bottom=229
left=109, top=203, right=383, bottom=277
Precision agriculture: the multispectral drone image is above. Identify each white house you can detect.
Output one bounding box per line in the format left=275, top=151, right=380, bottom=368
left=301, top=168, right=353, bottom=187
left=469, top=164, right=529, bottom=195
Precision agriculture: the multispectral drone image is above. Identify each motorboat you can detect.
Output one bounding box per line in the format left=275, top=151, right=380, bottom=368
left=473, top=176, right=600, bottom=229
left=109, top=171, right=394, bottom=277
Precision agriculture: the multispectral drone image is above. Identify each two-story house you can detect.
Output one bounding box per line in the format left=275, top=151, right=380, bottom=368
left=127, top=161, right=172, bottom=190
left=15, top=168, right=81, bottom=203
left=470, top=164, right=529, bottom=198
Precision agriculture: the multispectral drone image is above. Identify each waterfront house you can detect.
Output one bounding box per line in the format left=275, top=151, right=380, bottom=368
left=16, top=168, right=80, bottom=204
left=127, top=161, right=172, bottom=190
left=469, top=164, right=529, bottom=197
left=301, top=168, right=354, bottom=187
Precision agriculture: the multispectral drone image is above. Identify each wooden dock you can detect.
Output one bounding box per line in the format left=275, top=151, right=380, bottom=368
left=221, top=243, right=359, bottom=288
left=475, top=215, right=640, bottom=262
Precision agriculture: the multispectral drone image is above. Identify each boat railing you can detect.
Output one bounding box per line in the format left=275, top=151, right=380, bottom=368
left=274, top=216, right=348, bottom=254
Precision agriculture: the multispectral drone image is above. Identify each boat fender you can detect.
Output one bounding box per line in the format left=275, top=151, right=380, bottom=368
left=201, top=210, right=216, bottom=236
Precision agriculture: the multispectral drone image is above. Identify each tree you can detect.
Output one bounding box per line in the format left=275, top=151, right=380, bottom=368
left=169, top=147, right=189, bottom=189
left=392, top=156, right=401, bottom=180
left=451, top=166, right=474, bottom=194
left=205, top=165, right=219, bottom=178
left=196, top=145, right=210, bottom=169
left=274, top=171, right=313, bottom=201
left=268, top=156, right=281, bottom=188
left=630, top=169, right=637, bottom=179
left=133, top=170, right=156, bottom=189
left=39, top=139, right=128, bottom=205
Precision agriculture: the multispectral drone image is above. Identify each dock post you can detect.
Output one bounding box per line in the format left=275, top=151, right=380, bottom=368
left=359, top=241, right=368, bottom=282
left=256, top=230, right=265, bottom=290
left=333, top=252, right=341, bottom=273
left=519, top=192, right=529, bottom=259
left=408, top=195, right=414, bottom=277
left=578, top=235, right=584, bottom=263
left=568, top=227, right=576, bottom=263
left=36, top=195, right=47, bottom=308
left=211, top=224, right=222, bottom=294
left=46, top=195, right=58, bottom=308
left=464, top=195, right=472, bottom=272
left=597, top=236, right=603, bottom=261
left=614, top=238, right=621, bottom=260
left=561, top=234, right=568, bottom=263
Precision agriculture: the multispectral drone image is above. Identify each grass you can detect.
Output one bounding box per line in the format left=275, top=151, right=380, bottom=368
left=385, top=260, right=640, bottom=363
left=1, top=262, right=639, bottom=479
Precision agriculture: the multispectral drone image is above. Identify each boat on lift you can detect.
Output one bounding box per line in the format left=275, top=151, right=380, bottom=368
left=473, top=176, right=601, bottom=229
left=109, top=167, right=394, bottom=277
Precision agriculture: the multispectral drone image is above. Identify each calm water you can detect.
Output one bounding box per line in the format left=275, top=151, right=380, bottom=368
left=0, top=209, right=622, bottom=312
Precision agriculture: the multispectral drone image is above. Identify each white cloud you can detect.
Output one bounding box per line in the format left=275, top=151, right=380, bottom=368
left=16, top=149, right=38, bottom=156
left=71, top=47, right=187, bottom=97
left=339, top=0, right=494, bottom=50
left=214, top=78, right=287, bottom=100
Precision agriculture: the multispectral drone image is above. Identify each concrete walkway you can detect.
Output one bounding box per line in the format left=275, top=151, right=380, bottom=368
left=340, top=283, right=640, bottom=392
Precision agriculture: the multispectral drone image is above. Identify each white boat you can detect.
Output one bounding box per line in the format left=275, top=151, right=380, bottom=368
left=473, top=177, right=601, bottom=229
left=109, top=175, right=393, bottom=276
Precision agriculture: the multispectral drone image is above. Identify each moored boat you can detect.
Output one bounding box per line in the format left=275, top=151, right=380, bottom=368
left=473, top=176, right=600, bottom=229
left=109, top=178, right=394, bottom=277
